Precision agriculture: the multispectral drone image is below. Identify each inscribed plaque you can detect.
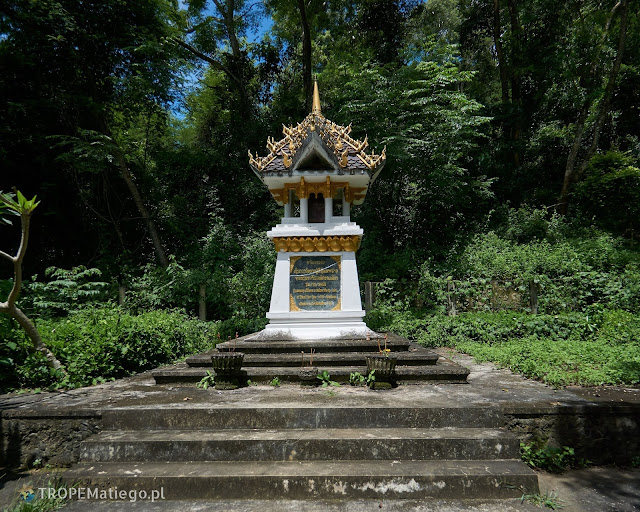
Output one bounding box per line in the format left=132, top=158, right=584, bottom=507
left=289, top=255, right=341, bottom=311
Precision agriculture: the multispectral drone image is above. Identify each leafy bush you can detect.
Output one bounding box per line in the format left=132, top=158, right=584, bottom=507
left=121, top=230, right=274, bottom=321
left=0, top=315, right=23, bottom=389
left=502, top=206, right=565, bottom=244
left=227, top=233, right=275, bottom=319
left=23, top=266, right=108, bottom=317
left=574, top=150, right=640, bottom=236
left=217, top=316, right=268, bottom=340
left=367, top=308, right=640, bottom=386
left=414, top=224, right=640, bottom=314
left=121, top=258, right=227, bottom=316
left=451, top=312, right=637, bottom=385
left=458, top=231, right=633, bottom=282
left=1, top=307, right=222, bottom=391
left=521, top=442, right=578, bottom=473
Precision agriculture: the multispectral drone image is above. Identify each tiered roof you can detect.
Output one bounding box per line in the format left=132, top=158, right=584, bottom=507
left=248, top=83, right=386, bottom=176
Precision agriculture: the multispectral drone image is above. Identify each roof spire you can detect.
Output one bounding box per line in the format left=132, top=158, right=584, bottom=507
left=312, top=80, right=321, bottom=114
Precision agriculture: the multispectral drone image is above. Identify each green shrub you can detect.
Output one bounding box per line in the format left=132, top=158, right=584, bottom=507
left=521, top=442, right=577, bottom=473
left=364, top=309, right=640, bottom=386
left=2, top=307, right=223, bottom=391
left=121, top=258, right=228, bottom=316
left=408, top=310, right=640, bottom=386
left=23, top=266, right=108, bottom=318
left=573, top=150, right=640, bottom=236
left=502, top=206, right=565, bottom=244
left=217, top=316, right=268, bottom=340
left=226, top=233, right=275, bottom=319
left=414, top=226, right=640, bottom=315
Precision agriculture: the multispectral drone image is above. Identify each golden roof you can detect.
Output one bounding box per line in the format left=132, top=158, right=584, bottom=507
left=248, top=82, right=386, bottom=175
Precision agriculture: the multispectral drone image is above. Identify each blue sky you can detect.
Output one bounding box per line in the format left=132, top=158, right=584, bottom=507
left=173, top=1, right=274, bottom=117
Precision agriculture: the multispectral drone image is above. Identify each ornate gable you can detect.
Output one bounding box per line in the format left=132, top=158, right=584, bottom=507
left=248, top=84, right=386, bottom=177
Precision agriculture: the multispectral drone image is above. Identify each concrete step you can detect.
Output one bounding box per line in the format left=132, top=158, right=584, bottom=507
left=213, top=338, right=411, bottom=354
left=61, top=498, right=544, bottom=512
left=101, top=407, right=504, bottom=430
left=63, top=460, right=539, bottom=500
left=80, top=427, right=520, bottom=462
left=152, top=364, right=469, bottom=385
left=186, top=350, right=439, bottom=368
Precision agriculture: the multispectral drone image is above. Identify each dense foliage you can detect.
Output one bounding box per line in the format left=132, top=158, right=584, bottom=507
left=1, top=0, right=639, bottom=389
left=0, top=308, right=217, bottom=390
left=366, top=217, right=640, bottom=386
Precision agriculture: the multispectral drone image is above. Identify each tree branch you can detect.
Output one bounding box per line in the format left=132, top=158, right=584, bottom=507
left=0, top=250, right=13, bottom=262
left=0, top=199, right=67, bottom=376
left=186, top=16, right=223, bottom=34
left=171, top=36, right=242, bottom=86
left=7, top=213, right=31, bottom=306
left=211, top=0, right=223, bottom=11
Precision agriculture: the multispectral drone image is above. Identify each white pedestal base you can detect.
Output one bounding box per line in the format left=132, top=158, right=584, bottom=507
left=264, top=311, right=368, bottom=340
left=264, top=248, right=367, bottom=340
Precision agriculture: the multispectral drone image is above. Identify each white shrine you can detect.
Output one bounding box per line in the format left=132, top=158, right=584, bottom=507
left=249, top=83, right=386, bottom=339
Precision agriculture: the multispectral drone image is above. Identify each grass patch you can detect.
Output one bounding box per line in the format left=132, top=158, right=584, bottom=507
left=520, top=442, right=585, bottom=473
left=370, top=309, right=640, bottom=386
left=521, top=490, right=564, bottom=509
left=2, top=479, right=67, bottom=512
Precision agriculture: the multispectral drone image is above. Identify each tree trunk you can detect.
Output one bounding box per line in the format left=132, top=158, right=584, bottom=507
left=559, top=105, right=589, bottom=214
left=529, top=280, right=538, bottom=315
left=6, top=304, right=66, bottom=372
left=199, top=284, right=207, bottom=321
left=0, top=210, right=66, bottom=374
left=573, top=0, right=628, bottom=184
left=114, top=150, right=170, bottom=268
left=212, top=0, right=250, bottom=107
left=446, top=281, right=457, bottom=317
left=297, top=0, right=313, bottom=113
left=492, top=0, right=509, bottom=103
left=558, top=0, right=626, bottom=213
left=219, top=0, right=242, bottom=59
left=506, top=0, right=523, bottom=166
left=506, top=0, right=522, bottom=104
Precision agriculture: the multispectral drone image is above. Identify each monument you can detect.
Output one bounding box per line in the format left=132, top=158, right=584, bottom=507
left=249, top=82, right=386, bottom=339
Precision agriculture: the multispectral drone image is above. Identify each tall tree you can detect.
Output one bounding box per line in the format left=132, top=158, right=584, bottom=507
left=175, top=0, right=264, bottom=110
left=0, top=0, right=181, bottom=269
left=559, top=0, right=630, bottom=213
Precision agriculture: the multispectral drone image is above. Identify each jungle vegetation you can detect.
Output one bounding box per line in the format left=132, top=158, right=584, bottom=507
left=1, top=0, right=639, bottom=390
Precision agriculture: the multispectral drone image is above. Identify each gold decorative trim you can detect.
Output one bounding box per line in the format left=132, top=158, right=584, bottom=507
left=273, top=235, right=361, bottom=253
left=268, top=176, right=368, bottom=204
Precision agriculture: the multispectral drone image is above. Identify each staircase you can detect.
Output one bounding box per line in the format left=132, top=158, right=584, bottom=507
left=66, top=404, right=538, bottom=501
left=151, top=333, right=470, bottom=385
left=62, top=334, right=538, bottom=502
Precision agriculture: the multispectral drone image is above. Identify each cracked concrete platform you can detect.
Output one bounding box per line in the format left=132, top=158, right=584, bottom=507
left=1, top=348, right=637, bottom=415
left=2, top=348, right=639, bottom=510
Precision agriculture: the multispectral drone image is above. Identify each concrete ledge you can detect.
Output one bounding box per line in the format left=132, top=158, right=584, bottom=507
left=503, top=402, right=640, bottom=465
left=0, top=413, right=101, bottom=468
left=186, top=351, right=439, bottom=368
left=151, top=365, right=470, bottom=385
